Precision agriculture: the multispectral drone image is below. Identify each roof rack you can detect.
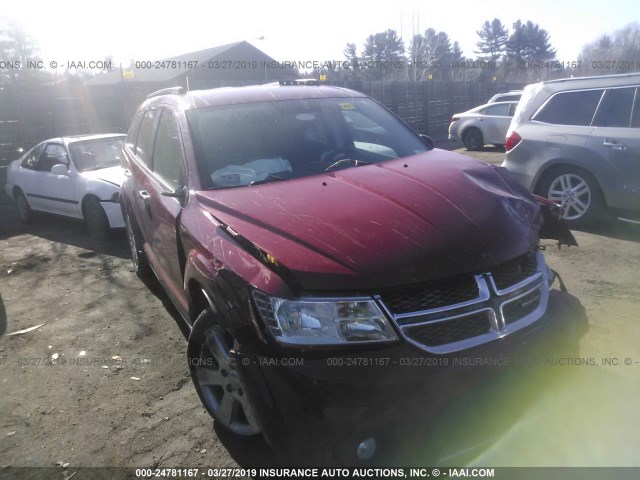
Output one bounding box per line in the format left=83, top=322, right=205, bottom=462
left=147, top=86, right=186, bottom=99
left=279, top=79, right=319, bottom=86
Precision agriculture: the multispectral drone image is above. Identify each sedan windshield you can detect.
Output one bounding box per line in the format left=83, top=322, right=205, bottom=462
left=69, top=137, right=125, bottom=172
left=187, top=97, right=429, bottom=189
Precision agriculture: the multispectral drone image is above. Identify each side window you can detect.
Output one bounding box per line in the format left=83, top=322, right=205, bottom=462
left=41, top=144, right=69, bottom=172
left=135, top=110, right=158, bottom=166
left=533, top=89, right=604, bottom=126
left=592, top=87, right=635, bottom=128
left=126, top=112, right=144, bottom=152
left=508, top=103, right=518, bottom=116
left=152, top=111, right=184, bottom=190
left=21, top=144, right=45, bottom=170
left=632, top=88, right=640, bottom=128
left=485, top=103, right=510, bottom=116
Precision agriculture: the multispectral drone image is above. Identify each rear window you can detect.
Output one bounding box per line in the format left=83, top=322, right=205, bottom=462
left=485, top=103, right=511, bottom=116
left=533, top=89, right=604, bottom=126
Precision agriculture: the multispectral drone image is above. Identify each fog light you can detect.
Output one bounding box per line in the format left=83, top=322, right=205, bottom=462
left=356, top=437, right=376, bottom=460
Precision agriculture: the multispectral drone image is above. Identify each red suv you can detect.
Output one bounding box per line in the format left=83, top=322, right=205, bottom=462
left=120, top=81, right=586, bottom=462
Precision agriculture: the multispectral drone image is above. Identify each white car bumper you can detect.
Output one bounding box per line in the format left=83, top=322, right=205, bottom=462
left=101, top=201, right=125, bottom=228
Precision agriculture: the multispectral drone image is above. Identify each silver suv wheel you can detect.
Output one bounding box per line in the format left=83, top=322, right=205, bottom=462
left=547, top=173, right=591, bottom=221
left=540, top=167, right=604, bottom=225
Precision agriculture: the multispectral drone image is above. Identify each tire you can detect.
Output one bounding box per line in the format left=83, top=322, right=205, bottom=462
left=14, top=189, right=32, bottom=223
left=84, top=197, right=111, bottom=239
left=187, top=308, right=262, bottom=437
left=462, top=128, right=484, bottom=151
left=125, top=213, right=152, bottom=279
left=538, top=167, right=605, bottom=227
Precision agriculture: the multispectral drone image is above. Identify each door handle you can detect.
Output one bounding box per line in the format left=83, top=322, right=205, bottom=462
left=603, top=140, right=626, bottom=150
left=123, top=169, right=132, bottom=177
left=138, top=190, right=152, bottom=217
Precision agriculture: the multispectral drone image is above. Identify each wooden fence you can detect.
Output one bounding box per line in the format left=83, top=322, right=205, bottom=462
left=0, top=79, right=523, bottom=169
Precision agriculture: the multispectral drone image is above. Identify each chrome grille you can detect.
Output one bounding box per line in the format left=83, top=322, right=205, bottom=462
left=403, top=311, right=493, bottom=347
left=379, top=275, right=479, bottom=315
left=378, top=251, right=549, bottom=354
left=490, top=252, right=538, bottom=291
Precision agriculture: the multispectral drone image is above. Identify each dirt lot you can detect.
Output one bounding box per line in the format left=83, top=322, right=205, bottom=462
left=1, top=147, right=640, bottom=470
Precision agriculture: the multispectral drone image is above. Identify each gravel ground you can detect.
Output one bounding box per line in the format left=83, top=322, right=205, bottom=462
left=1, top=147, right=639, bottom=471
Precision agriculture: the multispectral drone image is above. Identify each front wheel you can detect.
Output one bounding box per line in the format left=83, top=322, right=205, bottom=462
left=125, top=214, right=151, bottom=278
left=14, top=189, right=32, bottom=223
left=538, top=167, right=604, bottom=227
left=187, top=309, right=262, bottom=437
left=84, top=197, right=111, bottom=239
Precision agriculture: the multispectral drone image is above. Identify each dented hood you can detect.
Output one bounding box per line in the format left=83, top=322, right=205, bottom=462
left=195, top=149, right=547, bottom=291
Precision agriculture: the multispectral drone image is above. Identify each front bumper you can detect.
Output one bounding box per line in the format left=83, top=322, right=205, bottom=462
left=236, top=289, right=587, bottom=461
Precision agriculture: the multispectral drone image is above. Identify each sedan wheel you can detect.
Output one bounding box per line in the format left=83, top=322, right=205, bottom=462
left=463, top=128, right=484, bottom=151
left=188, top=309, right=262, bottom=437
left=15, top=190, right=32, bottom=223
left=84, top=197, right=111, bottom=239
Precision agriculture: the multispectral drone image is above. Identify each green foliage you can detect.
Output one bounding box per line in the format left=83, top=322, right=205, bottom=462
left=475, top=19, right=509, bottom=61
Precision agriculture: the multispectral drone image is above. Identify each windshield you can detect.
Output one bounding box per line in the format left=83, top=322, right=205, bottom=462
left=187, top=97, right=429, bottom=189
left=69, top=136, right=125, bottom=172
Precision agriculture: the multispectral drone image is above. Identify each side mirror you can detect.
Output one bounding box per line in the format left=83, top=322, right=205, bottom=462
left=161, top=186, right=188, bottom=206
left=419, top=134, right=435, bottom=149
left=51, top=164, right=68, bottom=175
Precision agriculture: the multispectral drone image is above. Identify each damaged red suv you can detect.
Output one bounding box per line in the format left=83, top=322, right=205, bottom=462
left=120, top=81, right=586, bottom=462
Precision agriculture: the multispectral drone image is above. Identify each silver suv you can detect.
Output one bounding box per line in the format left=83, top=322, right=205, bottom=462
left=503, top=73, right=640, bottom=226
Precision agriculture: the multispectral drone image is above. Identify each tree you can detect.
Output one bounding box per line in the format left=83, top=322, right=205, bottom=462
left=521, top=21, right=556, bottom=62
left=475, top=19, right=508, bottom=63
left=362, top=29, right=405, bottom=61
left=579, top=23, right=640, bottom=75
left=505, top=20, right=556, bottom=63
left=0, top=19, right=44, bottom=85
left=505, top=20, right=556, bottom=80
left=361, top=29, right=405, bottom=78
left=343, top=43, right=358, bottom=65
left=408, top=28, right=454, bottom=80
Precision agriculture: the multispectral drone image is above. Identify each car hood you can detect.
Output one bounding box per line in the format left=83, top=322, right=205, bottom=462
left=79, top=165, right=124, bottom=187
left=195, top=149, right=542, bottom=292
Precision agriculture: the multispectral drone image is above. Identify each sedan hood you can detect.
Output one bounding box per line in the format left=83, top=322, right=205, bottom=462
left=80, top=165, right=125, bottom=187
left=196, top=149, right=543, bottom=291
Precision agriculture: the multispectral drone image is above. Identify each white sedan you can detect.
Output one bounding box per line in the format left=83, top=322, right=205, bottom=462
left=448, top=101, right=519, bottom=151
left=5, top=134, right=126, bottom=239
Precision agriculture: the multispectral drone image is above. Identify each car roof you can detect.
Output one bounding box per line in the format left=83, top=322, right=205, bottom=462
left=141, top=83, right=368, bottom=111
left=539, top=72, right=640, bottom=91
left=461, top=100, right=518, bottom=114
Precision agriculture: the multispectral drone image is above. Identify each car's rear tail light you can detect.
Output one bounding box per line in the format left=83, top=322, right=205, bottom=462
left=450, top=116, right=459, bottom=124
left=505, top=131, right=522, bottom=152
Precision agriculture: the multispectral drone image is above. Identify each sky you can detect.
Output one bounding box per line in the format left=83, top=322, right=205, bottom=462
left=1, top=0, right=639, bottom=70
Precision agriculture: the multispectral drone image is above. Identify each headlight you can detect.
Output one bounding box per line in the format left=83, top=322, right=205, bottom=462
left=252, top=291, right=398, bottom=346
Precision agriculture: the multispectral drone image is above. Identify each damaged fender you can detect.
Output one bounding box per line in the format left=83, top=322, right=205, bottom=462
left=534, top=194, right=578, bottom=247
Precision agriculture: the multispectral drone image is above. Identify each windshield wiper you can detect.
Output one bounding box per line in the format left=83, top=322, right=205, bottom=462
left=325, top=158, right=371, bottom=172
left=248, top=174, right=285, bottom=186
